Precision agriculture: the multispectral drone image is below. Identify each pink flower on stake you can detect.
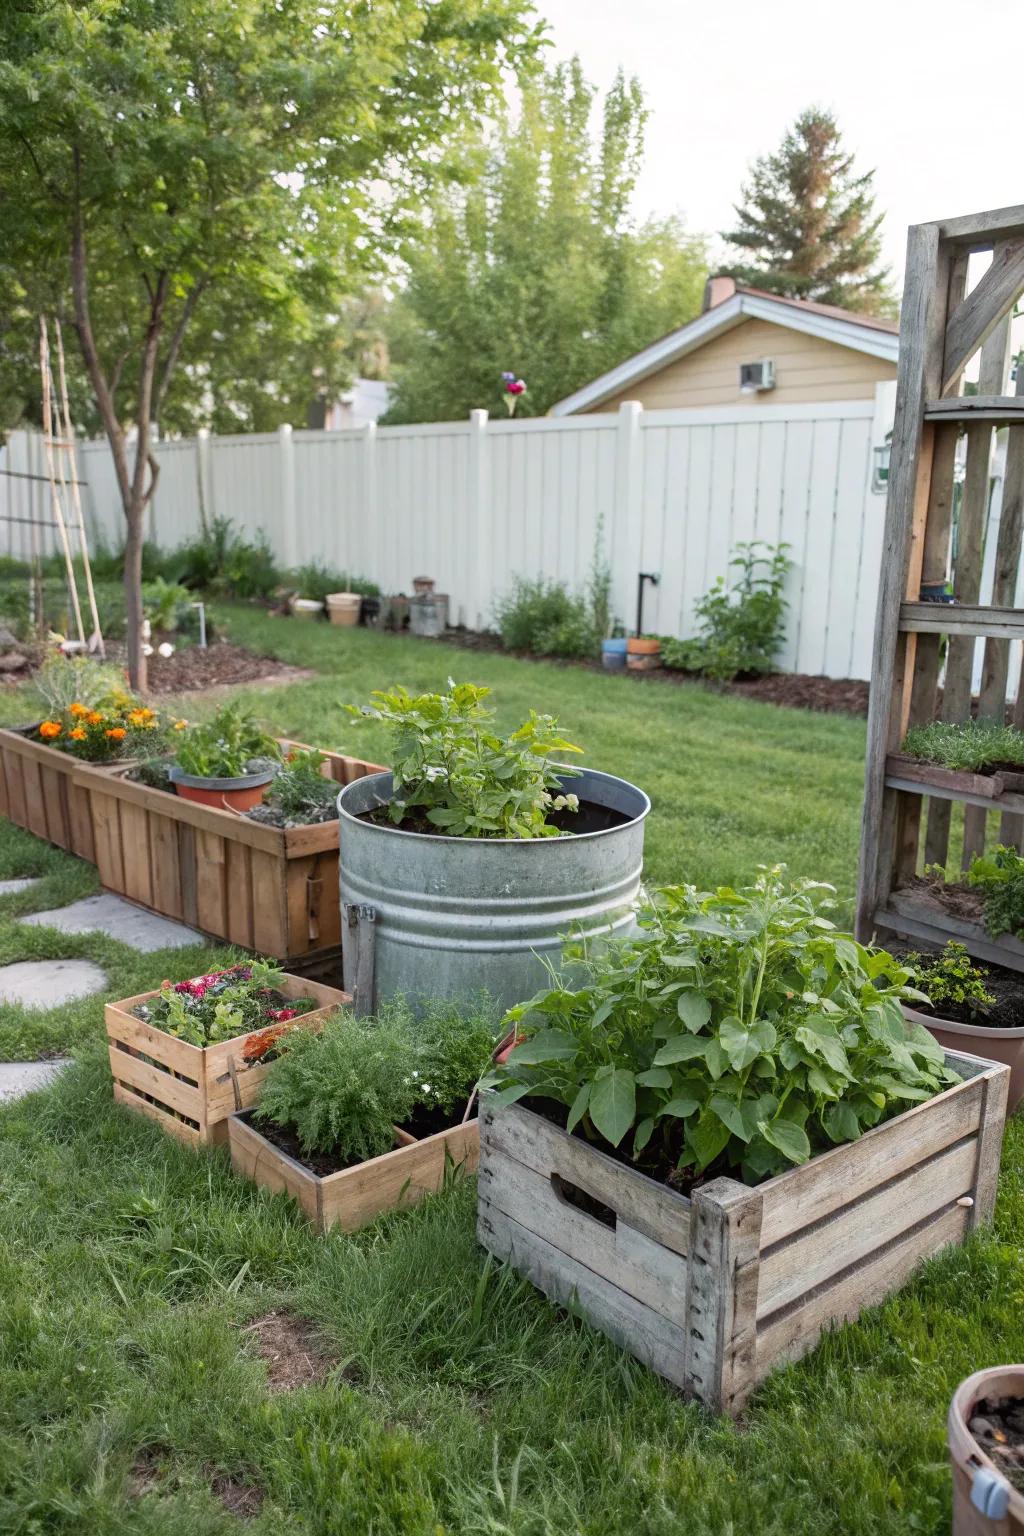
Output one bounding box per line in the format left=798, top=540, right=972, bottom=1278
left=501, top=371, right=527, bottom=416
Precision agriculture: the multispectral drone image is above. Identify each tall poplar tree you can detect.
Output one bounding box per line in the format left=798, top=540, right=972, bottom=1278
left=384, top=61, right=708, bottom=422
left=723, top=108, right=895, bottom=316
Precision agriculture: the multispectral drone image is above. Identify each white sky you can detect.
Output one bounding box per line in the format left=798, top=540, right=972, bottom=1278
left=536, top=0, right=1020, bottom=288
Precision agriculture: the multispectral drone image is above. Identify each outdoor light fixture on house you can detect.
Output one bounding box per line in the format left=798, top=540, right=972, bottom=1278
left=871, top=433, right=892, bottom=494
left=739, top=358, right=775, bottom=393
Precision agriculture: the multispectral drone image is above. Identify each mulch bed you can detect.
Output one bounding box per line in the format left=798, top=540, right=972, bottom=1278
left=442, top=629, right=870, bottom=718
left=139, top=641, right=305, bottom=695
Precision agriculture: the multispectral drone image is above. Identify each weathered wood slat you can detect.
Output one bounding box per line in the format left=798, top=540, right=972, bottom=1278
left=937, top=204, right=1024, bottom=245
left=148, top=810, right=184, bottom=920
left=877, top=890, right=1024, bottom=972
left=942, top=238, right=1024, bottom=393
left=113, top=1082, right=203, bottom=1146
left=195, top=829, right=228, bottom=938
left=118, top=799, right=153, bottom=908
left=924, top=395, right=1024, bottom=424
left=684, top=1178, right=763, bottom=1414
left=899, top=602, right=1024, bottom=639
left=478, top=1098, right=690, bottom=1256
left=90, top=790, right=125, bottom=891
left=224, top=839, right=254, bottom=947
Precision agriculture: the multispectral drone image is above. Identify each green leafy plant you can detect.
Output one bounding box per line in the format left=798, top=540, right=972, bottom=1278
left=134, top=961, right=315, bottom=1048
left=247, top=748, right=339, bottom=828
left=29, top=652, right=134, bottom=717
left=902, top=718, right=1024, bottom=773
left=661, top=542, right=791, bottom=682
left=413, top=994, right=503, bottom=1116
left=142, top=576, right=199, bottom=637
left=968, top=846, right=1024, bottom=939
left=347, top=680, right=583, bottom=838
left=172, top=518, right=280, bottom=601
left=256, top=1009, right=420, bottom=1163
left=289, top=562, right=379, bottom=604
left=905, top=942, right=994, bottom=1021
left=495, top=523, right=613, bottom=659
left=485, top=867, right=955, bottom=1185
left=174, top=702, right=280, bottom=779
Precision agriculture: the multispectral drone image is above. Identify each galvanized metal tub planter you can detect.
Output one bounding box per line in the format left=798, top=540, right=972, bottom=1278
left=0, top=722, right=129, bottom=861
left=106, top=973, right=349, bottom=1146
left=337, top=767, right=650, bottom=1014
left=228, top=1107, right=479, bottom=1232
left=73, top=740, right=384, bottom=964
left=477, top=1048, right=1009, bottom=1415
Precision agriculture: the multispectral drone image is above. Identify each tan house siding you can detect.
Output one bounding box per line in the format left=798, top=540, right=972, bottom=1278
left=595, top=317, right=896, bottom=412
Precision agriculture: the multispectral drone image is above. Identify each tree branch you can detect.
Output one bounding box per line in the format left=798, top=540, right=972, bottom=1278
left=154, top=277, right=207, bottom=419
left=15, top=128, right=67, bottom=203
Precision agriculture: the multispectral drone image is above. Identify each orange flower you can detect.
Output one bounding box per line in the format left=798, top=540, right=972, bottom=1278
left=127, top=709, right=148, bottom=726
left=105, top=727, right=127, bottom=740
left=87, top=711, right=103, bottom=726
left=69, top=702, right=88, bottom=718
left=39, top=720, right=62, bottom=739
left=138, top=707, right=155, bottom=720
left=173, top=719, right=188, bottom=730
left=69, top=727, right=87, bottom=741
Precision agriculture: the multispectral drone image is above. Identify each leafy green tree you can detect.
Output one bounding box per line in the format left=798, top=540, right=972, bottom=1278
left=0, top=0, right=537, bottom=687
left=723, top=108, right=895, bottom=316
left=384, top=60, right=708, bottom=422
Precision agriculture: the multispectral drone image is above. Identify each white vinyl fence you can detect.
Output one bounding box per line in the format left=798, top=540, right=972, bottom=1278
left=3, top=390, right=909, bottom=679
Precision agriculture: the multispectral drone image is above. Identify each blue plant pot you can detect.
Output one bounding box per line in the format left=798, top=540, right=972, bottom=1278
left=602, top=638, right=627, bottom=671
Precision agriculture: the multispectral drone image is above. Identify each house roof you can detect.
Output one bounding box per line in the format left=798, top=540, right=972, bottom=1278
left=548, top=281, right=900, bottom=416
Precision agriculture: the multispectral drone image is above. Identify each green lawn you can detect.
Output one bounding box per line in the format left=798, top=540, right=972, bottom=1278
left=3, top=611, right=1021, bottom=1534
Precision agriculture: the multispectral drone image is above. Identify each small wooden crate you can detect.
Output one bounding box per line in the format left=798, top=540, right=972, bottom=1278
left=0, top=724, right=111, bottom=861
left=228, top=1110, right=479, bottom=1232
left=477, top=1048, right=1009, bottom=1415
left=106, top=973, right=350, bottom=1147
left=73, top=739, right=383, bottom=962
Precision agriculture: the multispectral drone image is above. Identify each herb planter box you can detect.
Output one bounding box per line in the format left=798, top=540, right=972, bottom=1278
left=227, top=1108, right=479, bottom=1232
left=106, top=973, right=349, bottom=1146
left=0, top=723, right=128, bottom=860
left=73, top=740, right=384, bottom=963
left=477, top=1048, right=1009, bottom=1415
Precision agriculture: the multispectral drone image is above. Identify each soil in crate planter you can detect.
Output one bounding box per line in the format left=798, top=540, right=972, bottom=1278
left=105, top=974, right=349, bottom=1146
left=247, top=1099, right=472, bottom=1178
left=476, top=1049, right=1009, bottom=1415
left=228, top=1104, right=479, bottom=1232
left=968, top=1396, right=1024, bottom=1494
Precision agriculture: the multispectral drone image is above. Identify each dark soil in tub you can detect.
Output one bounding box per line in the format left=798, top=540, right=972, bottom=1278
left=893, top=938, right=1024, bottom=1029
left=395, top=1100, right=470, bottom=1139
left=361, top=797, right=633, bottom=836
left=968, top=1395, right=1024, bottom=1492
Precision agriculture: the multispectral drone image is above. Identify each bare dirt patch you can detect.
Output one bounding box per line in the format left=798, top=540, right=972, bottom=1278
left=210, top=1472, right=265, bottom=1520
left=241, top=1309, right=334, bottom=1392
left=127, top=1447, right=165, bottom=1498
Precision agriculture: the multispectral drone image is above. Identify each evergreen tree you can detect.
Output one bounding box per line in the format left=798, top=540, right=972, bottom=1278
left=384, top=61, right=708, bottom=423
left=723, top=108, right=895, bottom=316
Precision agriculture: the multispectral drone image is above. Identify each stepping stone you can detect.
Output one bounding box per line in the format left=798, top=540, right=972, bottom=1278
left=0, top=1058, right=71, bottom=1104
left=0, top=877, right=42, bottom=897
left=0, top=958, right=107, bottom=1009
left=22, top=892, right=204, bottom=952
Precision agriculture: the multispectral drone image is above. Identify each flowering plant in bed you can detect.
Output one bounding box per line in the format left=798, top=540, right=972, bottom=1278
left=169, top=701, right=280, bottom=810
left=134, top=960, right=318, bottom=1048
left=484, top=866, right=957, bottom=1188
left=35, top=700, right=169, bottom=761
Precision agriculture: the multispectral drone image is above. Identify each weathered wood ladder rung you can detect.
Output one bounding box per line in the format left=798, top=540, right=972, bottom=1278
left=857, top=203, right=1024, bottom=968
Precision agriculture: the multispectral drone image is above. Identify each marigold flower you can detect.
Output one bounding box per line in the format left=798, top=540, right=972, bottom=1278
left=87, top=712, right=103, bottom=726
left=173, top=719, right=187, bottom=730
left=69, top=702, right=88, bottom=718
left=105, top=727, right=127, bottom=740
left=128, top=710, right=148, bottom=726
left=69, top=727, right=87, bottom=741
left=39, top=720, right=62, bottom=739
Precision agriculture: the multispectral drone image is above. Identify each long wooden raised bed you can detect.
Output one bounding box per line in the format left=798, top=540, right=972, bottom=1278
left=0, top=724, right=113, bottom=861
left=228, top=1109, right=479, bottom=1232
left=72, top=740, right=384, bottom=963
left=477, top=1048, right=1009, bottom=1415
left=106, top=972, right=349, bottom=1146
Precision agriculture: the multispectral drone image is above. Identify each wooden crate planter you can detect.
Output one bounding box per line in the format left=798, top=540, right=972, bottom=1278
left=72, top=739, right=384, bottom=962
left=228, top=1110, right=479, bottom=1232
left=106, top=973, right=350, bottom=1146
left=477, top=1048, right=1009, bottom=1415
left=0, top=724, right=113, bottom=861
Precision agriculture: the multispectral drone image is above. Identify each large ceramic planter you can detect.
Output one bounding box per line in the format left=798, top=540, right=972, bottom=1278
left=169, top=763, right=275, bottom=812
left=905, top=1004, right=1024, bottom=1113
left=627, top=637, right=661, bottom=672
left=0, top=723, right=130, bottom=861
left=337, top=767, right=650, bottom=1014
left=602, top=638, right=627, bottom=671
left=228, top=1108, right=478, bottom=1232
left=106, top=973, right=349, bottom=1146
left=326, top=592, right=361, bottom=627
left=73, top=740, right=384, bottom=963
left=478, top=1047, right=1009, bottom=1415
left=949, top=1366, right=1024, bottom=1533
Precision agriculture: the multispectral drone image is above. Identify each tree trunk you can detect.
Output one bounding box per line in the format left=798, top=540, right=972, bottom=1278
left=123, top=494, right=148, bottom=694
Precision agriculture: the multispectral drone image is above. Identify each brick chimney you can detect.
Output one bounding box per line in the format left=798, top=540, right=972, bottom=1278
left=702, top=274, right=737, bottom=313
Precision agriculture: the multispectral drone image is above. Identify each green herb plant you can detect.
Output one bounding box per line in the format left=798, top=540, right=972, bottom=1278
left=495, top=523, right=613, bottom=659
left=135, top=961, right=313, bottom=1048
left=968, top=845, right=1024, bottom=939
left=902, top=718, right=1024, bottom=773
left=414, top=994, right=503, bottom=1116
left=289, top=562, right=379, bottom=603
left=174, top=702, right=280, bottom=779
left=347, top=680, right=583, bottom=838
left=905, top=942, right=994, bottom=1021
left=29, top=651, right=135, bottom=716
left=485, top=867, right=956, bottom=1184
left=661, top=541, right=791, bottom=682
left=248, top=748, right=339, bottom=827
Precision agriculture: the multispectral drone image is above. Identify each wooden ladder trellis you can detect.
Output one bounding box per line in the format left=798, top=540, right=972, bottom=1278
left=857, top=203, right=1024, bottom=968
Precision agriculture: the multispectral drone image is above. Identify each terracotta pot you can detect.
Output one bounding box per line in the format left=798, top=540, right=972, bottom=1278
left=904, top=1004, right=1024, bottom=1112
left=627, top=636, right=661, bottom=655
left=949, top=1365, right=1024, bottom=1534
left=412, top=576, right=435, bottom=595
left=168, top=765, right=275, bottom=812
left=325, top=593, right=361, bottom=627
